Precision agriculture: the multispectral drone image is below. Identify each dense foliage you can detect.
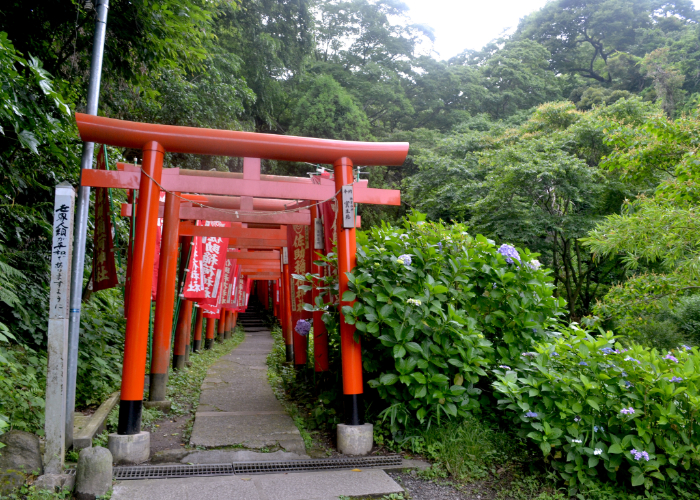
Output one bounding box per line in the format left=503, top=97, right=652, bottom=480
left=345, top=214, right=564, bottom=428
left=493, top=327, right=700, bottom=496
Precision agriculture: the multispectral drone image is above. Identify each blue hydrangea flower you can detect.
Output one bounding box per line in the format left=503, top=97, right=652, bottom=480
left=574, top=416, right=582, bottom=422
left=497, top=244, right=521, bottom=264
left=600, top=347, right=615, bottom=355
left=624, top=356, right=640, bottom=364
left=624, top=380, right=633, bottom=388
left=664, top=353, right=679, bottom=363
left=437, top=242, right=443, bottom=251
left=669, top=376, right=683, bottom=383
left=498, top=365, right=511, bottom=370
left=681, top=345, right=691, bottom=351
left=579, top=361, right=588, bottom=366
left=594, top=425, right=604, bottom=433
left=630, top=449, right=650, bottom=461
left=620, top=407, right=635, bottom=415
left=397, top=254, right=412, bottom=266
left=294, top=319, right=311, bottom=336
left=524, top=411, right=538, bottom=418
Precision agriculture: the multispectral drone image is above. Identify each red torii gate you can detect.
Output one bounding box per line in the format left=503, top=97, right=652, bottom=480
left=75, top=113, right=407, bottom=437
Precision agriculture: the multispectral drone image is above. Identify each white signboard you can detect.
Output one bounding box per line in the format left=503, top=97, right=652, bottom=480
left=341, top=185, right=354, bottom=229
left=282, top=246, right=289, bottom=265
left=314, top=218, right=324, bottom=250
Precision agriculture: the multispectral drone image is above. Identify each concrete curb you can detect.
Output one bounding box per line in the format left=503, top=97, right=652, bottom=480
left=73, top=392, right=120, bottom=450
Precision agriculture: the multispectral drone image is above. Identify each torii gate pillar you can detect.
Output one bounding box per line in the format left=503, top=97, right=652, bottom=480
left=334, top=157, right=364, bottom=426
left=117, top=142, right=164, bottom=436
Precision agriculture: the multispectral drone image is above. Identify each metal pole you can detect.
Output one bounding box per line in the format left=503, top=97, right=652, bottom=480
left=66, top=0, right=109, bottom=449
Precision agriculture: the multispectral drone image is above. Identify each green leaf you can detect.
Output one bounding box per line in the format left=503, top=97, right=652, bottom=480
left=631, top=473, right=645, bottom=486
left=586, top=398, right=600, bottom=411
left=342, top=291, right=356, bottom=302
left=379, top=373, right=399, bottom=385
left=608, top=444, right=622, bottom=454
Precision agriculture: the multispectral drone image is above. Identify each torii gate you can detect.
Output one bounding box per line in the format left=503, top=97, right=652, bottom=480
left=75, top=113, right=407, bottom=442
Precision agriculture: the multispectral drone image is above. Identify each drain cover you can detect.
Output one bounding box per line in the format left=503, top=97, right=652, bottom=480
left=113, top=455, right=402, bottom=480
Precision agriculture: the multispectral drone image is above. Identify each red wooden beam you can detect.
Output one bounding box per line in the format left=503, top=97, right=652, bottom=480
left=75, top=113, right=408, bottom=166
left=228, top=251, right=280, bottom=260
left=81, top=169, right=400, bottom=205
left=178, top=222, right=286, bottom=248
left=121, top=203, right=311, bottom=225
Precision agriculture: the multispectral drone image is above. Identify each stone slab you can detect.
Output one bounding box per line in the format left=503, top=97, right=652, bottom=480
left=181, top=450, right=309, bottom=464
left=111, top=469, right=402, bottom=500
left=111, top=476, right=260, bottom=500
left=190, top=413, right=305, bottom=454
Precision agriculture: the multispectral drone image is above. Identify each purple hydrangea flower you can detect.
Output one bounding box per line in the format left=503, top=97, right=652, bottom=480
left=630, top=449, right=650, bottom=461
left=437, top=242, right=443, bottom=251
left=620, top=407, right=636, bottom=415
left=497, top=244, right=521, bottom=264
left=525, top=411, right=538, bottom=418
left=669, top=376, right=683, bottom=383
left=294, top=319, right=311, bottom=337
left=522, top=352, right=537, bottom=358
left=397, top=254, right=412, bottom=266
left=664, top=354, right=679, bottom=363
left=681, top=345, right=691, bottom=351
left=574, top=416, right=582, bottom=422
left=498, top=365, right=511, bottom=370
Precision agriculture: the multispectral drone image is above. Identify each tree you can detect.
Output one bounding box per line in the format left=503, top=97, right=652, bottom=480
left=516, top=0, right=698, bottom=83
left=641, top=47, right=686, bottom=117
left=289, top=74, right=371, bottom=140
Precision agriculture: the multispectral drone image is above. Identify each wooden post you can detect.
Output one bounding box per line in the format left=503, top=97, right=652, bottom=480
left=118, top=141, right=164, bottom=435
left=192, top=306, right=203, bottom=352
left=334, top=157, right=363, bottom=425
left=149, top=191, right=180, bottom=401
left=310, top=203, right=329, bottom=372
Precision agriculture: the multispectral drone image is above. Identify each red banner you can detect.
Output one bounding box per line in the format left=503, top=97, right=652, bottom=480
left=183, top=220, right=229, bottom=304
left=92, top=146, right=118, bottom=292
left=287, top=224, right=312, bottom=322
left=221, top=258, right=239, bottom=310
left=151, top=212, right=163, bottom=299
left=320, top=199, right=338, bottom=256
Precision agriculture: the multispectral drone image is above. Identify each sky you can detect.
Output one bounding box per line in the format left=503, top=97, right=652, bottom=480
left=402, top=0, right=700, bottom=60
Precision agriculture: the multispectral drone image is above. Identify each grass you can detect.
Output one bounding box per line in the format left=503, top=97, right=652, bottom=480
left=266, top=325, right=334, bottom=456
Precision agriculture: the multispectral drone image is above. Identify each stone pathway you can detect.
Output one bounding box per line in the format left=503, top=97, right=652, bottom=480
left=110, top=304, right=406, bottom=499
left=188, top=311, right=307, bottom=454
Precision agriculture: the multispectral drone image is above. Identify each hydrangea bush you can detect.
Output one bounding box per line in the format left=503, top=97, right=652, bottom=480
left=343, top=213, right=566, bottom=428
left=492, top=325, right=700, bottom=495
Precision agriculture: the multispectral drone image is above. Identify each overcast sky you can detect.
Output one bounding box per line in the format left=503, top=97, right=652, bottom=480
left=402, top=0, right=700, bottom=60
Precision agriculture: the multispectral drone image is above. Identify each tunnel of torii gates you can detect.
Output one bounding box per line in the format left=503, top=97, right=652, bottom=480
left=75, top=113, right=408, bottom=436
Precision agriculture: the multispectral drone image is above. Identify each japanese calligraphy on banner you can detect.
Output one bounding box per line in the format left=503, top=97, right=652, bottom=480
left=221, top=258, right=239, bottom=309
left=151, top=192, right=166, bottom=299
left=286, top=225, right=312, bottom=324
left=183, top=220, right=229, bottom=303
left=92, top=146, right=118, bottom=292
left=49, top=183, right=75, bottom=319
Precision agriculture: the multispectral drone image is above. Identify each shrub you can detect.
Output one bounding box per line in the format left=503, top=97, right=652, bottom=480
left=344, top=213, right=566, bottom=429
left=492, top=325, right=700, bottom=495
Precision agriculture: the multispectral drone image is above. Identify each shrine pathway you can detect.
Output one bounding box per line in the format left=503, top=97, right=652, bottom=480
left=188, top=312, right=306, bottom=454
left=111, top=307, right=404, bottom=499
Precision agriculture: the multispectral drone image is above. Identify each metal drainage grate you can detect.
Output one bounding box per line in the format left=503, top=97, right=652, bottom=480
left=232, top=455, right=402, bottom=475
left=114, top=463, right=233, bottom=480
left=113, top=455, right=402, bottom=480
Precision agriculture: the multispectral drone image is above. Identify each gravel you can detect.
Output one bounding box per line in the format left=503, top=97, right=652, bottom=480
left=388, top=472, right=498, bottom=500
